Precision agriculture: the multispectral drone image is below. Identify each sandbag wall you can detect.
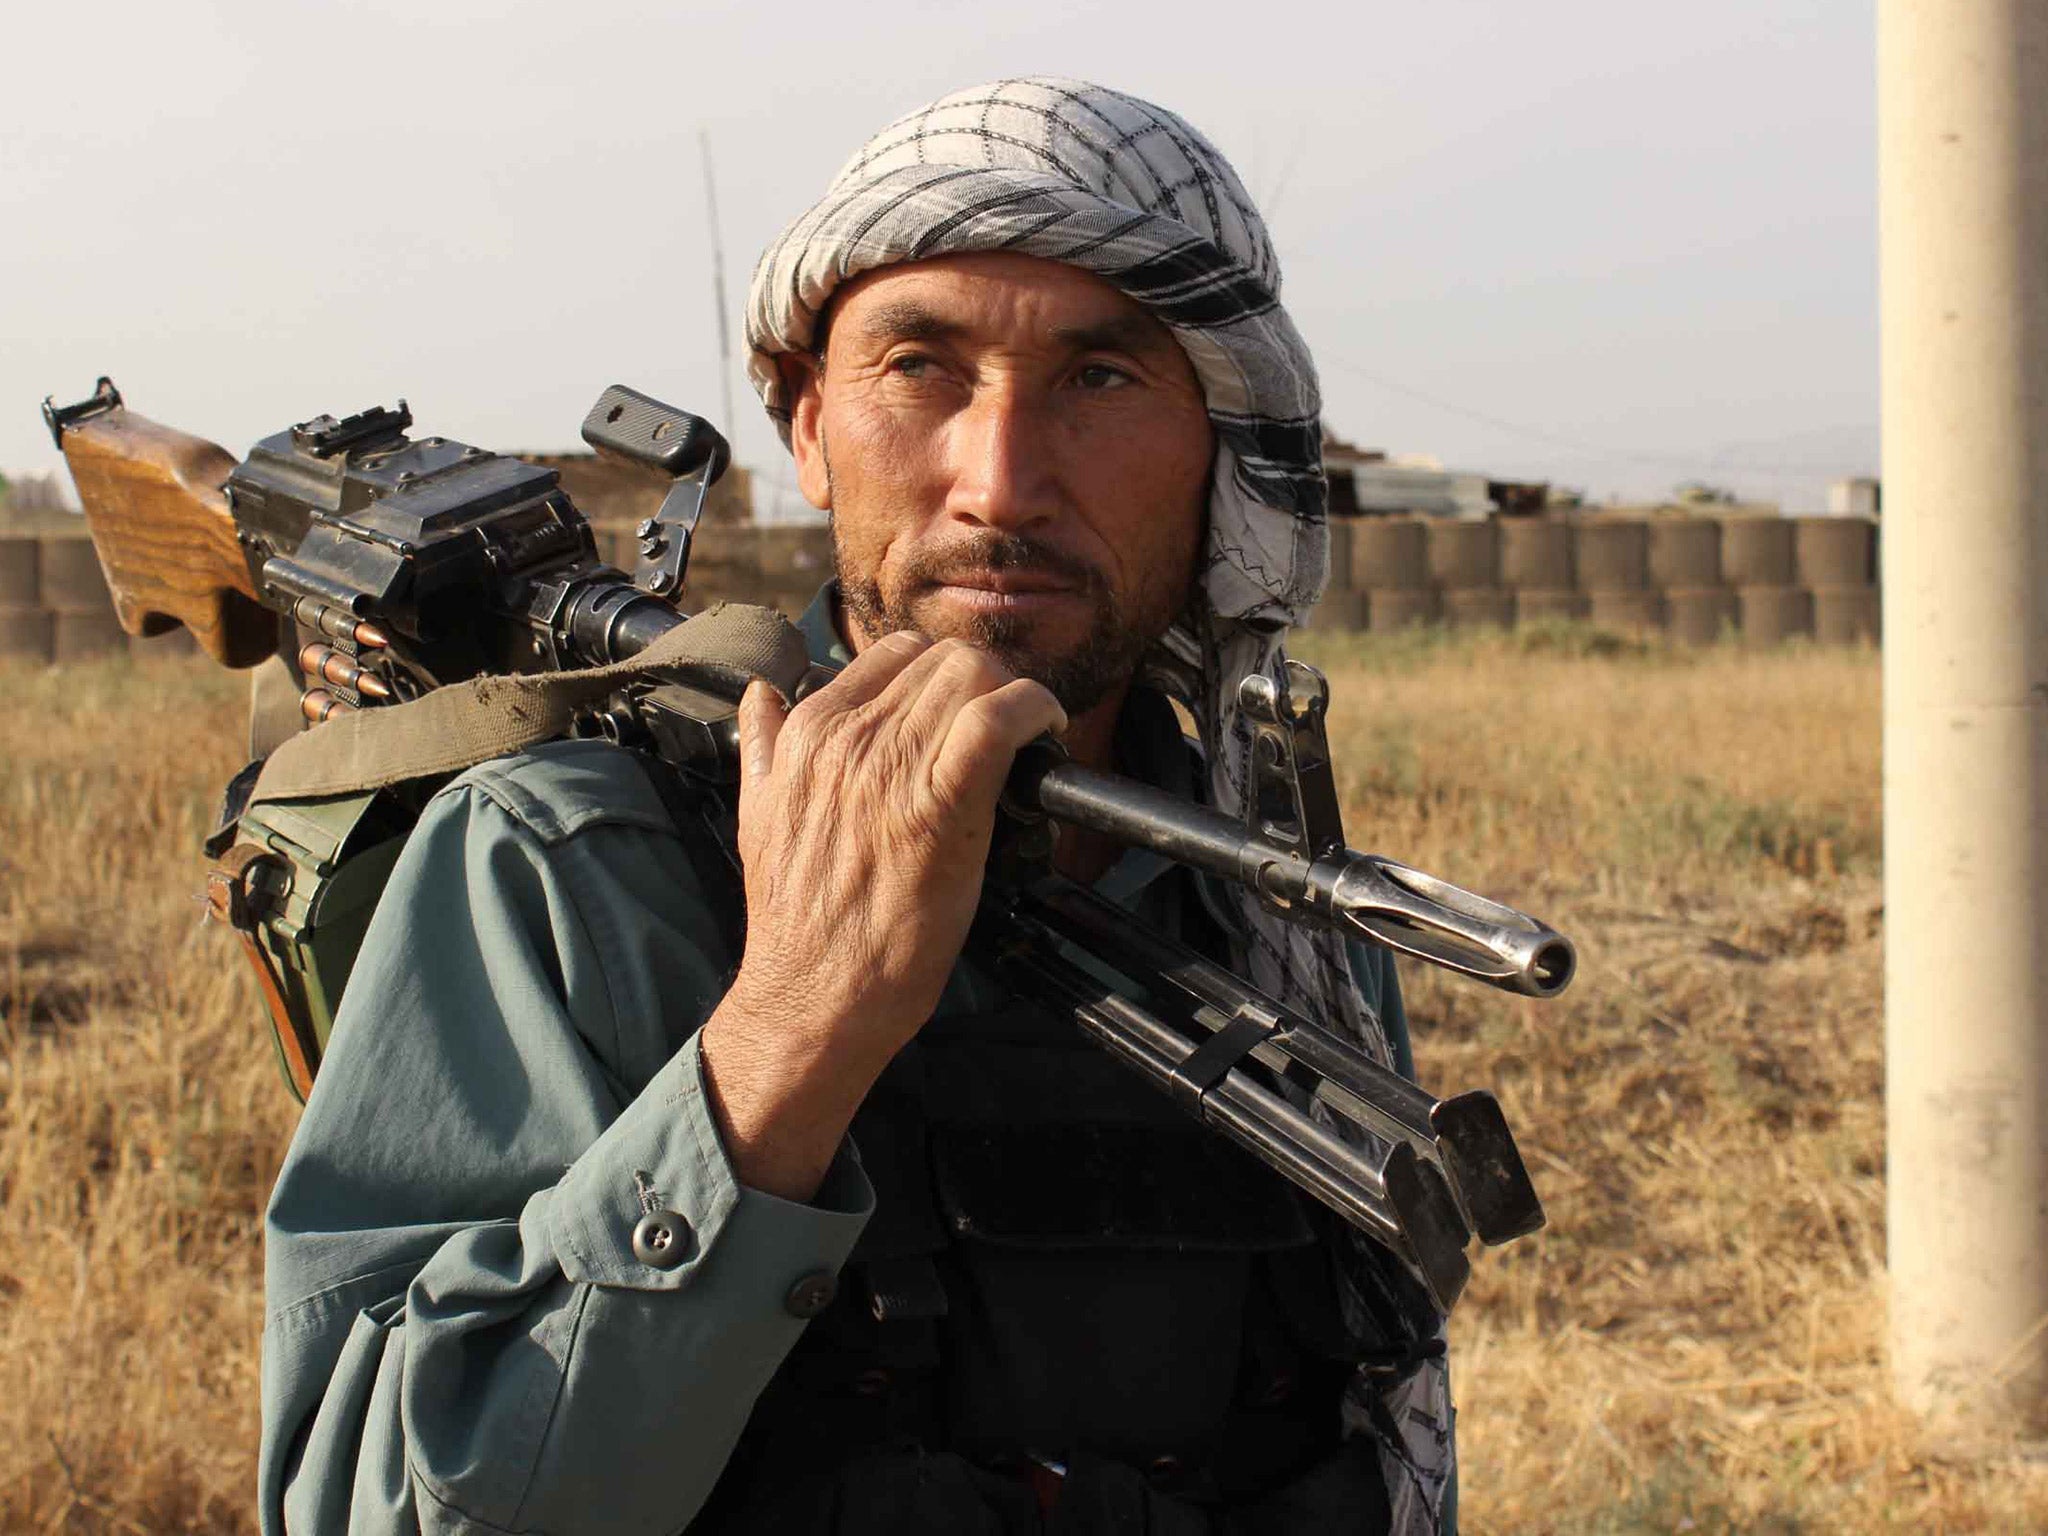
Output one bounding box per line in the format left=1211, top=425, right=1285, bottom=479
left=519, top=453, right=832, bottom=614
left=1310, top=513, right=1881, bottom=644
left=0, top=523, right=839, bottom=669
left=0, top=533, right=200, bottom=664
left=5, top=514, right=1880, bottom=666
left=588, top=521, right=837, bottom=617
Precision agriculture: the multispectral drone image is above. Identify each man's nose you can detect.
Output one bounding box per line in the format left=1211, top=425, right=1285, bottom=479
left=942, top=382, right=1061, bottom=532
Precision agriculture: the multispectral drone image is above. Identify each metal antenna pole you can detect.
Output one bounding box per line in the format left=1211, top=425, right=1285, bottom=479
left=1881, top=0, right=2048, bottom=1438
left=699, top=128, right=737, bottom=442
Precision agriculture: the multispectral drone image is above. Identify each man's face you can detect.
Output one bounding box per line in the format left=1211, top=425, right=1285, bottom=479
left=782, top=252, right=1212, bottom=715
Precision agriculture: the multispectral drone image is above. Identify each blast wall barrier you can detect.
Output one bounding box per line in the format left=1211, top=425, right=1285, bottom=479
left=1326, top=513, right=1879, bottom=645
left=0, top=513, right=1883, bottom=670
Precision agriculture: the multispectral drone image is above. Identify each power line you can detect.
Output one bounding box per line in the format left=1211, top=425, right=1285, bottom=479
left=1322, top=356, right=1872, bottom=480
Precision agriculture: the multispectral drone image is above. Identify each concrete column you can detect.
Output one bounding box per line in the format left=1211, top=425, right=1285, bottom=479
left=1881, top=0, right=2048, bottom=1433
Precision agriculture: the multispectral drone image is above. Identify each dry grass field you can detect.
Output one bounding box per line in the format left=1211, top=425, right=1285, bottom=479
left=1, top=625, right=2044, bottom=1531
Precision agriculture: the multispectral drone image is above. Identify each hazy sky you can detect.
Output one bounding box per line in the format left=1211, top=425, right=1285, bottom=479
left=4, top=0, right=1875, bottom=514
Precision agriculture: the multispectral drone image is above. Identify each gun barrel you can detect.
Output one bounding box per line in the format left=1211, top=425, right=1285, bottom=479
left=599, top=597, right=1575, bottom=1000
left=1019, top=757, right=1576, bottom=999
left=1318, top=855, right=1577, bottom=999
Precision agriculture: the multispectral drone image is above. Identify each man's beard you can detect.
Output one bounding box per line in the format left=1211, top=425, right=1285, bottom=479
left=836, top=531, right=1156, bottom=716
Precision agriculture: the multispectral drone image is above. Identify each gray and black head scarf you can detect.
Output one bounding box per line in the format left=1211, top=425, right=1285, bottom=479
left=745, top=79, right=1452, bottom=1529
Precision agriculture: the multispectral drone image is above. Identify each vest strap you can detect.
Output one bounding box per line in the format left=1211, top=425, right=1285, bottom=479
left=1167, top=1000, right=1281, bottom=1110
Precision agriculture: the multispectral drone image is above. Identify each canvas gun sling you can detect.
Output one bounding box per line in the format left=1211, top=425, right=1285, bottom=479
left=206, top=602, right=811, bottom=1100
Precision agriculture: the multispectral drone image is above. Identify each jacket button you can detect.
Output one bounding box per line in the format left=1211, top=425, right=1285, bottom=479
left=631, top=1211, right=693, bottom=1269
left=784, top=1268, right=838, bottom=1318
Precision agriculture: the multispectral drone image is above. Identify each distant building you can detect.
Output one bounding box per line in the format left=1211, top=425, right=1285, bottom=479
left=1674, top=480, right=1739, bottom=505
left=1828, top=476, right=1882, bottom=516
left=1321, top=430, right=1529, bottom=519
left=1348, top=464, right=1495, bottom=518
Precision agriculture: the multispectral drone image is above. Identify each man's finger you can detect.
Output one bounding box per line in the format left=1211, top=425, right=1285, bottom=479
left=890, top=639, right=1021, bottom=751
left=929, top=678, right=1069, bottom=809
left=800, top=630, right=931, bottom=717
left=736, top=679, right=787, bottom=793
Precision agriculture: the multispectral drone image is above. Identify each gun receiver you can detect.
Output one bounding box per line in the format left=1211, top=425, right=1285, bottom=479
left=44, top=378, right=1573, bottom=1332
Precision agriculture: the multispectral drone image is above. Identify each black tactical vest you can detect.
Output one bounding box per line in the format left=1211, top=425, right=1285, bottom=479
left=672, top=847, right=1393, bottom=1534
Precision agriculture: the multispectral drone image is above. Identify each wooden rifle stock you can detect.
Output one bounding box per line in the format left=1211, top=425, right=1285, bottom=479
left=46, top=380, right=275, bottom=666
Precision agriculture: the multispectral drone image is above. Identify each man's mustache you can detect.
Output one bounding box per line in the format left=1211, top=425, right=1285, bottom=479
left=901, top=534, right=1109, bottom=593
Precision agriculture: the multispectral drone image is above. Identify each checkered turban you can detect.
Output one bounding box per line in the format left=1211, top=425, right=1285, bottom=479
left=746, top=75, right=1328, bottom=628
left=744, top=83, right=1452, bottom=1529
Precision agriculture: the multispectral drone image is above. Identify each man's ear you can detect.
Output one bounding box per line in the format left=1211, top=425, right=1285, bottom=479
left=778, top=351, right=833, bottom=512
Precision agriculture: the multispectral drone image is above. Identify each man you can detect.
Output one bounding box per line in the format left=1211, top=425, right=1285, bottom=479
left=259, top=79, right=1454, bottom=1534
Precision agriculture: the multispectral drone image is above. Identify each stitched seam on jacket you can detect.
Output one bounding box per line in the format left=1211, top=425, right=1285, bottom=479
left=398, top=1271, right=568, bottom=1535
left=410, top=1459, right=537, bottom=1536
left=506, top=1281, right=596, bottom=1531
left=268, top=1258, right=430, bottom=1335
left=457, top=744, right=683, bottom=847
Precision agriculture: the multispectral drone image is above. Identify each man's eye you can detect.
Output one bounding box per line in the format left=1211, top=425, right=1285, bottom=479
left=1074, top=363, right=1133, bottom=390
left=887, top=353, right=934, bottom=378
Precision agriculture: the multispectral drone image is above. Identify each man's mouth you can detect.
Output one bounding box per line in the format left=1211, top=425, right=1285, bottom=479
left=932, top=568, right=1078, bottom=597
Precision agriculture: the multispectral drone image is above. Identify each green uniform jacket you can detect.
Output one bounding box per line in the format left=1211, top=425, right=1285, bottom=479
left=259, top=590, right=1412, bottom=1535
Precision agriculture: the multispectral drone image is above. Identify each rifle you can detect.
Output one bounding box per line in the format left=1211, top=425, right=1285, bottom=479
left=42, top=377, right=1575, bottom=1337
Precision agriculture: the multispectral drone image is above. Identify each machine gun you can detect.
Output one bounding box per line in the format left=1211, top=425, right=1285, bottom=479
left=42, top=377, right=1575, bottom=1337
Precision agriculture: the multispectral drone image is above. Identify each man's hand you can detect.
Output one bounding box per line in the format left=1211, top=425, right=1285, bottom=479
left=697, top=633, right=1067, bottom=1201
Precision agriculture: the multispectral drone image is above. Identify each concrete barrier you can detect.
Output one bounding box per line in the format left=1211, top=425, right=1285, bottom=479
left=1587, top=589, right=1664, bottom=632
left=52, top=607, right=127, bottom=662
left=1513, top=588, right=1588, bottom=622
left=0, top=605, right=53, bottom=661
left=1300, top=590, right=1370, bottom=633
left=129, top=627, right=200, bottom=659
left=38, top=537, right=111, bottom=610
left=0, top=537, right=38, bottom=606
left=1664, top=586, right=1735, bottom=645
left=601, top=523, right=640, bottom=571
left=1348, top=518, right=1429, bottom=590
left=1648, top=520, right=1722, bottom=587
left=1424, top=520, right=1499, bottom=589
left=1, top=516, right=1889, bottom=663
left=1441, top=588, right=1514, bottom=628
left=1812, top=584, right=1881, bottom=644
left=1737, top=584, right=1813, bottom=643
left=1365, top=588, right=1439, bottom=631
left=1721, top=518, right=1797, bottom=586
left=755, top=525, right=836, bottom=580
left=1323, top=521, right=1355, bottom=591
left=1499, top=519, right=1573, bottom=588
left=1574, top=521, right=1650, bottom=591
left=1794, top=517, right=1877, bottom=587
